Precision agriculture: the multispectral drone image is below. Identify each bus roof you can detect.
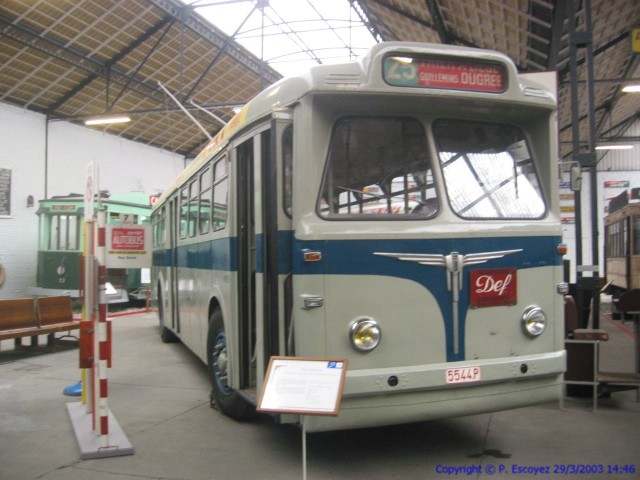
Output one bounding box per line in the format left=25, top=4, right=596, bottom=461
left=153, top=41, right=555, bottom=211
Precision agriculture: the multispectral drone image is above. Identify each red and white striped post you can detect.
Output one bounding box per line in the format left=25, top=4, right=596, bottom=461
left=67, top=163, right=132, bottom=459
left=95, top=208, right=110, bottom=447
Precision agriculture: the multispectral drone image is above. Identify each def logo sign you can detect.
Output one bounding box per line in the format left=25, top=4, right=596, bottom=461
left=469, top=268, right=517, bottom=308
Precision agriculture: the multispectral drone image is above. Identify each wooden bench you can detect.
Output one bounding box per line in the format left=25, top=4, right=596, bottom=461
left=0, top=298, right=39, bottom=347
left=0, top=296, right=79, bottom=350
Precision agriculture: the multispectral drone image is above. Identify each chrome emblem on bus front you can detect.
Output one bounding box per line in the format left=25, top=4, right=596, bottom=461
left=373, top=249, right=522, bottom=354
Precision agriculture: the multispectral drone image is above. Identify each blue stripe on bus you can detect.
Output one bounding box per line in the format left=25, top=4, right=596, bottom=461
left=154, top=234, right=562, bottom=274
left=153, top=233, right=562, bottom=362
left=152, top=231, right=294, bottom=273
left=292, top=235, right=562, bottom=274
left=292, top=235, right=563, bottom=362
left=152, top=237, right=237, bottom=271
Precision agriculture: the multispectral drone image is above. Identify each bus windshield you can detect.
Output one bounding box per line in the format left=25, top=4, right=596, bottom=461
left=318, top=116, right=546, bottom=220
left=319, top=116, right=438, bottom=218
left=434, top=119, right=546, bottom=219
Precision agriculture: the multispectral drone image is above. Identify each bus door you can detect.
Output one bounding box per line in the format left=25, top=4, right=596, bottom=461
left=169, top=196, right=180, bottom=333
left=235, top=115, right=292, bottom=394
left=236, top=136, right=257, bottom=392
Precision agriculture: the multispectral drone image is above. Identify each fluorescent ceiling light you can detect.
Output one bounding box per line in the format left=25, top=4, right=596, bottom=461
left=84, top=114, right=131, bottom=125
left=595, top=144, right=634, bottom=150
left=621, top=84, right=640, bottom=93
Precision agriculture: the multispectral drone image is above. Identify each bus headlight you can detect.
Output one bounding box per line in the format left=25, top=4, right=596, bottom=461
left=349, top=318, right=381, bottom=352
left=521, top=306, right=547, bottom=337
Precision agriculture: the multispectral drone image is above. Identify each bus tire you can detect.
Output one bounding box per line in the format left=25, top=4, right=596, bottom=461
left=207, top=308, right=254, bottom=421
left=158, top=288, right=178, bottom=343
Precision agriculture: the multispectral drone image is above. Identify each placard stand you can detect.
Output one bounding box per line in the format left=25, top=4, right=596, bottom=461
left=257, top=357, right=348, bottom=480
left=302, top=417, right=308, bottom=480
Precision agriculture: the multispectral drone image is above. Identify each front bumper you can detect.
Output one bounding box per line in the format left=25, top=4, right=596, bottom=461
left=286, top=350, right=566, bottom=432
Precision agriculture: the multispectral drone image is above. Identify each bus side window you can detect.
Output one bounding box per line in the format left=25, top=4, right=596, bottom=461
left=159, top=206, right=166, bottom=245
left=187, top=180, right=197, bottom=237
left=213, top=155, right=229, bottom=231
left=179, top=186, right=188, bottom=239
left=153, top=205, right=166, bottom=247
left=199, top=165, right=212, bottom=235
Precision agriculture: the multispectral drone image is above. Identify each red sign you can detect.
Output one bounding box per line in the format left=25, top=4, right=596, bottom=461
left=418, top=60, right=505, bottom=92
left=470, top=268, right=517, bottom=308
left=111, top=227, right=145, bottom=251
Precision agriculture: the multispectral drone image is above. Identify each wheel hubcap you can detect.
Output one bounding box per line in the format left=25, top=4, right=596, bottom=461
left=212, top=332, right=232, bottom=395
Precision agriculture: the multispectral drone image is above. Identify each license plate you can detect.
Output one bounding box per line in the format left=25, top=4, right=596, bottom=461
left=445, top=366, right=481, bottom=384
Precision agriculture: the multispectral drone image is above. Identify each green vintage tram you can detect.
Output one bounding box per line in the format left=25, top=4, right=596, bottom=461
left=30, top=192, right=152, bottom=304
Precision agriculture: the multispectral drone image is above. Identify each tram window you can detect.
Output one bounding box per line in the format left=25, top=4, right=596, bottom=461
left=633, top=217, right=640, bottom=256
left=50, top=214, right=79, bottom=250
left=213, top=156, right=229, bottom=231
left=319, top=117, right=437, bottom=218
left=434, top=119, right=546, bottom=219
left=607, top=220, right=627, bottom=257
left=179, top=186, right=188, bottom=239
left=199, top=166, right=212, bottom=235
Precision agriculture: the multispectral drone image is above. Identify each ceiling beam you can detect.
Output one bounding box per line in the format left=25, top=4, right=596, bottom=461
left=45, top=16, right=174, bottom=115
left=369, top=0, right=477, bottom=47
left=0, top=12, right=167, bottom=116
left=184, top=3, right=260, bottom=101
left=546, top=0, right=568, bottom=70
left=426, top=0, right=450, bottom=44
left=350, top=0, right=384, bottom=42
left=148, top=0, right=281, bottom=85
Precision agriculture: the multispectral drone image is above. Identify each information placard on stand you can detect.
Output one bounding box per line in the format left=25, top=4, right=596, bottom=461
left=258, top=357, right=348, bottom=415
left=257, top=357, right=348, bottom=480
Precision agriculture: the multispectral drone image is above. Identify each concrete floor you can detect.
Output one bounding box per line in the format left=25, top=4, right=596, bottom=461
left=1, top=310, right=639, bottom=480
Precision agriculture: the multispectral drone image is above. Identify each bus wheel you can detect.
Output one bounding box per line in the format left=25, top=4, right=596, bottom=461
left=207, top=308, right=254, bottom=420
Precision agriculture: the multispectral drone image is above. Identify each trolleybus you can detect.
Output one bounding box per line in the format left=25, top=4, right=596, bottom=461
left=32, top=192, right=152, bottom=304
left=152, top=42, right=566, bottom=431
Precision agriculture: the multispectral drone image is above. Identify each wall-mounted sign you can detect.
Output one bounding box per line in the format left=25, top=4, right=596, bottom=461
left=105, top=224, right=151, bottom=269
left=0, top=167, right=11, bottom=217
left=632, top=28, right=640, bottom=53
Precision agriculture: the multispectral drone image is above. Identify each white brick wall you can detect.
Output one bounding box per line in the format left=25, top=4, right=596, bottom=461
left=0, top=102, right=185, bottom=300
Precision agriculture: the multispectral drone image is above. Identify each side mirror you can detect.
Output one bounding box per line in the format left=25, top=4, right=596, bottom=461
left=570, top=165, right=582, bottom=192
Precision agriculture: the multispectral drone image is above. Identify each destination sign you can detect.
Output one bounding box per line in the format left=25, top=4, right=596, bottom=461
left=52, top=204, right=78, bottom=211
left=384, top=55, right=506, bottom=93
